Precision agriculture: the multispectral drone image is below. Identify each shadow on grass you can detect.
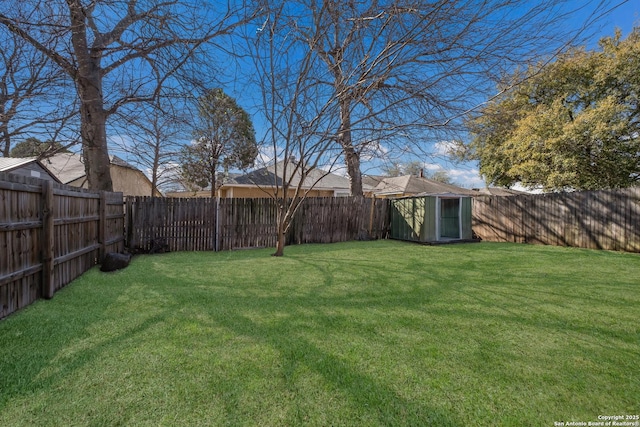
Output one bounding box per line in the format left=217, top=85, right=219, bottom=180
left=198, top=300, right=461, bottom=426
left=175, top=249, right=464, bottom=425
left=0, top=273, right=174, bottom=419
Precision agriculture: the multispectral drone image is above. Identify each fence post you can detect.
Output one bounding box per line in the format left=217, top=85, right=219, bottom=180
left=41, top=180, right=55, bottom=299
left=215, top=196, right=220, bottom=251
left=99, top=191, right=107, bottom=262
left=368, top=195, right=376, bottom=236
left=124, top=196, right=130, bottom=249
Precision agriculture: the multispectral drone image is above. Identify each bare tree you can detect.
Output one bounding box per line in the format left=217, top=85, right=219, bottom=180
left=0, top=27, right=77, bottom=157
left=246, top=2, right=343, bottom=256
left=113, top=96, right=188, bottom=196
left=285, top=0, right=615, bottom=196
left=0, top=0, right=252, bottom=190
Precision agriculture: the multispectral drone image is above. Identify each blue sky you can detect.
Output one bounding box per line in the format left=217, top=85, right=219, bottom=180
left=588, top=0, right=638, bottom=40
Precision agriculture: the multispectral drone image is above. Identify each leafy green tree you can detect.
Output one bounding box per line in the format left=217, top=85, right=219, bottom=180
left=466, top=28, right=640, bottom=191
left=10, top=137, right=69, bottom=158
left=180, top=89, right=258, bottom=198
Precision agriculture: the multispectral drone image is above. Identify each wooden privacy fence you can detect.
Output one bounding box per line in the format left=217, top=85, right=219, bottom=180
left=0, top=172, right=124, bottom=319
left=473, top=188, right=640, bottom=252
left=126, top=196, right=389, bottom=252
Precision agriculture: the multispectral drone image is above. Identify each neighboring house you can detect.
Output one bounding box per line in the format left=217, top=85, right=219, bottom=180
left=42, top=153, right=161, bottom=197
left=0, top=157, right=61, bottom=183
left=167, top=159, right=373, bottom=199
left=371, top=174, right=476, bottom=198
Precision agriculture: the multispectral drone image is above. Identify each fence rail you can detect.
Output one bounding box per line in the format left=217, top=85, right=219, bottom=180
left=0, top=172, right=124, bottom=319
left=472, top=188, right=640, bottom=252
left=126, top=196, right=389, bottom=252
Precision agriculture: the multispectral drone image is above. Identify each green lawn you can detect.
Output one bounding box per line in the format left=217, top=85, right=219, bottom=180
left=0, top=241, right=638, bottom=426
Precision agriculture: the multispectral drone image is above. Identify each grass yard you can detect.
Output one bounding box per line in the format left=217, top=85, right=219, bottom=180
left=0, top=240, right=638, bottom=426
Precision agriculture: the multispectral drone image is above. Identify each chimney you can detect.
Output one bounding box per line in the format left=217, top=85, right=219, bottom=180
left=419, top=168, right=424, bottom=178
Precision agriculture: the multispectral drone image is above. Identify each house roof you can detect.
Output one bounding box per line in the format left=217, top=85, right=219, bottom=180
left=362, top=174, right=385, bottom=188
left=229, top=159, right=363, bottom=191
left=110, top=155, right=139, bottom=171
left=0, top=157, right=37, bottom=172
left=42, top=152, right=142, bottom=184
left=0, top=157, right=62, bottom=182
left=42, top=153, right=87, bottom=184
left=374, top=175, right=476, bottom=196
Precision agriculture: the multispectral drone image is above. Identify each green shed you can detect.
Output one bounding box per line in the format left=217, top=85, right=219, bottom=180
left=389, top=193, right=474, bottom=243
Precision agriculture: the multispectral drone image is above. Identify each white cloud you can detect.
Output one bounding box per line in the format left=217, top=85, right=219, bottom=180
left=448, top=167, right=479, bottom=178
left=434, top=140, right=458, bottom=156
left=422, top=162, right=485, bottom=188
left=256, top=145, right=277, bottom=166
left=423, top=163, right=442, bottom=171
left=447, top=167, right=484, bottom=188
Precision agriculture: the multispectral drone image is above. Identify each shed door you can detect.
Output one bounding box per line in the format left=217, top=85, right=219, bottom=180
left=440, top=198, right=460, bottom=239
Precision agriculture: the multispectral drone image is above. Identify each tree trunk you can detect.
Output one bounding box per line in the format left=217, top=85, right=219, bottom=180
left=273, top=214, right=287, bottom=257
left=69, top=0, right=113, bottom=192
left=0, top=124, right=9, bottom=157
left=79, top=98, right=113, bottom=192
left=338, top=98, right=363, bottom=197
left=151, top=143, right=160, bottom=196
left=210, top=165, right=217, bottom=198
left=337, top=98, right=369, bottom=238
left=344, top=143, right=363, bottom=197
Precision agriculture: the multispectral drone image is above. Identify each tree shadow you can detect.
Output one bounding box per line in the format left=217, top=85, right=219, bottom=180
left=0, top=271, right=174, bottom=418
left=196, top=298, right=462, bottom=426
left=472, top=189, right=640, bottom=252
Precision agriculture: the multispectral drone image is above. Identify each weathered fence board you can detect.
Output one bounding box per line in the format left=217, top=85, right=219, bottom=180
left=472, top=188, right=640, bottom=252
left=126, top=196, right=389, bottom=252
left=287, top=197, right=388, bottom=245
left=126, top=197, right=217, bottom=252
left=218, top=198, right=277, bottom=250
left=0, top=172, right=124, bottom=319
